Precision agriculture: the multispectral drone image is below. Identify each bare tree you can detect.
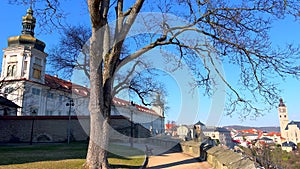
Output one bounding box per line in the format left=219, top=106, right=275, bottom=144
left=8, top=0, right=300, bottom=168
left=47, top=25, right=91, bottom=78
left=48, top=25, right=167, bottom=106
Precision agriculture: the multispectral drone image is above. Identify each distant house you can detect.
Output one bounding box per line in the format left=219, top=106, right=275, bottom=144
left=165, top=122, right=177, bottom=136
left=194, top=121, right=205, bottom=131
left=258, top=137, right=274, bottom=143
left=0, top=96, right=20, bottom=116
left=174, top=121, right=206, bottom=141
left=177, top=125, right=192, bottom=141
left=203, top=127, right=234, bottom=148
left=264, top=132, right=282, bottom=145
left=193, top=121, right=205, bottom=141
left=281, top=141, right=297, bottom=152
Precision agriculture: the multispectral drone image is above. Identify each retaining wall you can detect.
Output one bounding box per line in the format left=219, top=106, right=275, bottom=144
left=0, top=116, right=150, bottom=143
left=206, top=146, right=256, bottom=169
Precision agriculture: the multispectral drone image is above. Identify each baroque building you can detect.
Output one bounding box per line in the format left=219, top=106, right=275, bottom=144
left=1, top=7, right=164, bottom=135
left=278, top=98, right=300, bottom=147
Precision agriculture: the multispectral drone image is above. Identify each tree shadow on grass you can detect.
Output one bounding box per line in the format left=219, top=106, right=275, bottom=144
left=0, top=142, right=145, bottom=169
left=0, top=143, right=88, bottom=165
left=108, top=153, right=131, bottom=160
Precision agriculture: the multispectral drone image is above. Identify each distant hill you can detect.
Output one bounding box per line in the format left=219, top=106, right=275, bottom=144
left=224, top=125, right=280, bottom=132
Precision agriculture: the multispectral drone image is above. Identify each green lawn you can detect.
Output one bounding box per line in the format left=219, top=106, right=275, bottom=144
left=0, top=142, right=145, bottom=169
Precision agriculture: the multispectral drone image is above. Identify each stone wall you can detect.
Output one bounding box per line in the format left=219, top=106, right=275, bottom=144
left=138, top=136, right=181, bottom=154
left=0, top=115, right=150, bottom=143
left=206, top=146, right=257, bottom=169
left=179, top=140, right=201, bottom=157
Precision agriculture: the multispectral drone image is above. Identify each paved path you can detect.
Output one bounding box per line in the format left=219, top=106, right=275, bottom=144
left=114, top=142, right=213, bottom=169
left=146, top=152, right=213, bottom=169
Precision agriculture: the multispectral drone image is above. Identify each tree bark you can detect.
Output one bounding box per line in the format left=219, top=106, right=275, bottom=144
left=83, top=4, right=110, bottom=166
left=84, top=0, right=145, bottom=168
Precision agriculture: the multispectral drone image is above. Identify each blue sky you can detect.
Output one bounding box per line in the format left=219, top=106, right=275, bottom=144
left=1, top=1, right=300, bottom=127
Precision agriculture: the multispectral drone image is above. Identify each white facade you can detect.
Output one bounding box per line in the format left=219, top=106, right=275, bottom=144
left=278, top=98, right=289, bottom=139
left=203, top=127, right=234, bottom=148
left=1, top=7, right=165, bottom=135
left=111, top=98, right=165, bottom=135
left=278, top=98, right=300, bottom=145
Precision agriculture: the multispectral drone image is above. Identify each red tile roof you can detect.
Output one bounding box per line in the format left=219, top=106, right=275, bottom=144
left=238, top=128, right=264, bottom=139
left=45, top=74, right=161, bottom=117
left=3, top=75, right=162, bottom=117
left=238, top=128, right=261, bottom=134
left=45, top=74, right=73, bottom=93
left=265, top=132, right=281, bottom=137
left=165, top=123, right=176, bottom=130
left=112, top=97, right=161, bottom=117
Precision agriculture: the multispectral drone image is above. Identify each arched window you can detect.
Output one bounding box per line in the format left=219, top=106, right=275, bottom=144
left=7, top=65, right=17, bottom=77
left=7, top=65, right=11, bottom=76
left=11, top=65, right=16, bottom=77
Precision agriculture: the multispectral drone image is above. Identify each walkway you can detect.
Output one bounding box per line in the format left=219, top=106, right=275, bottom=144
left=114, top=142, right=213, bottom=169
left=146, top=152, right=213, bottom=169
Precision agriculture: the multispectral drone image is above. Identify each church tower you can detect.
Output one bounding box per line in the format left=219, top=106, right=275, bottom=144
left=1, top=7, right=47, bottom=84
left=278, top=98, right=289, bottom=138
left=152, top=94, right=165, bottom=133
left=152, top=94, right=164, bottom=117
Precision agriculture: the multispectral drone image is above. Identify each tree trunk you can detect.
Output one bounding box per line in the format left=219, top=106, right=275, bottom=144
left=84, top=112, right=110, bottom=169
left=83, top=22, right=110, bottom=168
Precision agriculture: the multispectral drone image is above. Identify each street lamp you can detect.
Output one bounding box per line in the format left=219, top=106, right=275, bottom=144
left=130, top=101, right=135, bottom=148
left=66, top=99, right=74, bottom=144
left=30, top=110, right=37, bottom=145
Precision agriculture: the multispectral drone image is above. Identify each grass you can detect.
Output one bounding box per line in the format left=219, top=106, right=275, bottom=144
left=0, top=142, right=145, bottom=169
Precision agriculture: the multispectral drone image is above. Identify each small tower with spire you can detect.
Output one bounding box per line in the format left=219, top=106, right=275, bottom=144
left=21, top=7, right=36, bottom=36
left=1, top=7, right=47, bottom=83
left=278, top=98, right=289, bottom=138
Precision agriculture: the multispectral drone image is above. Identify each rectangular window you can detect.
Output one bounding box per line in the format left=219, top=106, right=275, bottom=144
left=46, top=110, right=53, bottom=116
left=9, top=55, right=17, bottom=62
left=23, top=61, right=28, bottom=71
left=47, top=92, right=54, bottom=99
left=32, top=88, right=40, bottom=95
left=33, top=69, right=41, bottom=79
left=35, top=57, right=42, bottom=65
left=59, top=95, right=63, bottom=102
